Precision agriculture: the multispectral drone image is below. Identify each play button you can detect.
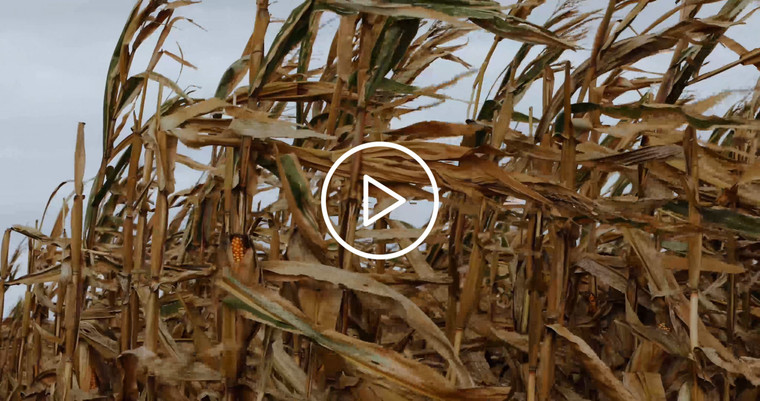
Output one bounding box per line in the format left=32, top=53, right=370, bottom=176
left=320, top=142, right=440, bottom=260
left=362, top=175, right=406, bottom=227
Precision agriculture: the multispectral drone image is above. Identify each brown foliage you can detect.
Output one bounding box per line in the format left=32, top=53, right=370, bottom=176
left=2, top=1, right=760, bottom=400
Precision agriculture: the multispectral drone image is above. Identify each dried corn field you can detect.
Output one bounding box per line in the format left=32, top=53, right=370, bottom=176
left=3, top=0, right=760, bottom=400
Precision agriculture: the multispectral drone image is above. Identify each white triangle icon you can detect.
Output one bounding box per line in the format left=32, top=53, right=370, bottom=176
left=362, top=175, right=406, bottom=228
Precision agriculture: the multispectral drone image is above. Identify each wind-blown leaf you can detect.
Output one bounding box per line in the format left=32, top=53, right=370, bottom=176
left=366, top=17, right=420, bottom=100
left=548, top=324, right=640, bottom=401
left=320, top=0, right=575, bottom=48
left=214, top=55, right=250, bottom=99
left=261, top=260, right=472, bottom=385
left=251, top=1, right=313, bottom=95
left=102, top=0, right=144, bottom=151
left=663, top=200, right=760, bottom=239
left=219, top=275, right=502, bottom=401
left=555, top=102, right=760, bottom=135
left=136, top=71, right=193, bottom=104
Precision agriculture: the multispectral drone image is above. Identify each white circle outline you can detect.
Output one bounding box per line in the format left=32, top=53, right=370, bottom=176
left=320, top=142, right=440, bottom=260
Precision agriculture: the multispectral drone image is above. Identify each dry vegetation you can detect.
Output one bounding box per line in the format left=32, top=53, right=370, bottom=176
left=3, top=0, right=760, bottom=400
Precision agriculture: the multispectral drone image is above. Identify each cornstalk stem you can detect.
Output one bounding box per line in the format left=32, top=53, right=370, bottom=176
left=0, top=229, right=10, bottom=376
left=145, top=84, right=169, bottom=401
left=120, top=81, right=148, bottom=355
left=63, top=122, right=86, bottom=401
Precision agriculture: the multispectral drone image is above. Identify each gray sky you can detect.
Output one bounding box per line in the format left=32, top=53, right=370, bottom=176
left=0, top=0, right=263, bottom=312
left=1, top=0, right=759, bottom=313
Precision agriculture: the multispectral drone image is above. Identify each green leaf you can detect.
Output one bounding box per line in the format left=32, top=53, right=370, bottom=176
left=279, top=154, right=319, bottom=230
left=251, top=0, right=314, bottom=95
left=319, top=0, right=501, bottom=19
left=366, top=17, right=420, bottom=100
left=160, top=300, right=182, bottom=317
left=376, top=77, right=419, bottom=94
left=91, top=145, right=132, bottom=209
left=471, top=16, right=575, bottom=49
left=664, top=0, right=749, bottom=103
left=319, top=0, right=574, bottom=48
left=222, top=296, right=299, bottom=331
left=103, top=0, right=143, bottom=153
left=295, top=10, right=322, bottom=126
left=662, top=240, right=689, bottom=254
left=513, top=47, right=562, bottom=99
left=663, top=200, right=760, bottom=239
left=214, top=56, right=250, bottom=99
left=512, top=109, right=540, bottom=123
left=114, top=75, right=145, bottom=118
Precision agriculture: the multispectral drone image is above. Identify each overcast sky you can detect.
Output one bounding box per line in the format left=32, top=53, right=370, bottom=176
left=1, top=0, right=759, bottom=313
